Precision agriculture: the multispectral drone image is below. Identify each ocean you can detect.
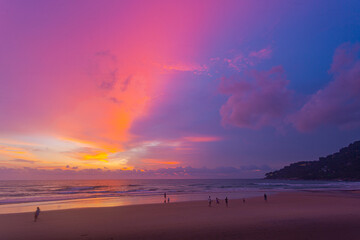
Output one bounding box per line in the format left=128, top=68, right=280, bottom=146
left=1, top=179, right=359, bottom=214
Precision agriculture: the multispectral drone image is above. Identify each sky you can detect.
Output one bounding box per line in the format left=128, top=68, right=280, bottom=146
left=1, top=0, right=360, bottom=179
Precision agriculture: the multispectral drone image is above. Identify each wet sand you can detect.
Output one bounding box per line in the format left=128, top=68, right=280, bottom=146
left=0, top=191, right=359, bottom=240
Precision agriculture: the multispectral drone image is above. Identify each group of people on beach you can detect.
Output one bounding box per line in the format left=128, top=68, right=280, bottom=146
left=33, top=193, right=269, bottom=222
left=208, top=196, right=228, bottom=207
left=208, top=193, right=268, bottom=207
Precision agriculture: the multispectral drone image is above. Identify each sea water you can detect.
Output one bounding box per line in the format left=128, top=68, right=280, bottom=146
left=0, top=179, right=359, bottom=214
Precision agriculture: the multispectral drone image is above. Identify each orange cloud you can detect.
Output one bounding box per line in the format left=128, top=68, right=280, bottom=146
left=67, top=147, right=109, bottom=162
left=0, top=145, right=34, bottom=161
left=142, top=159, right=180, bottom=165
left=0, top=146, right=27, bottom=155
left=183, top=136, right=223, bottom=142
left=174, top=147, right=194, bottom=151
left=0, top=138, right=40, bottom=147
left=82, top=153, right=109, bottom=162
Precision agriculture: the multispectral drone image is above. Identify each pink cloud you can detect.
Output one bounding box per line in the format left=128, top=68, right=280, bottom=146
left=224, top=54, right=247, bottom=72
left=249, top=46, right=272, bottom=60
left=219, top=66, right=292, bottom=129
left=289, top=43, right=360, bottom=131
left=224, top=46, right=272, bottom=71
left=162, top=63, right=208, bottom=73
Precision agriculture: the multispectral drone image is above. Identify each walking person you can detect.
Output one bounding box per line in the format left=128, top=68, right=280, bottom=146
left=216, top=197, right=220, bottom=204
left=225, top=197, right=228, bottom=207
left=34, top=207, right=40, bottom=222
left=208, top=196, right=212, bottom=207
left=264, top=193, right=267, bottom=202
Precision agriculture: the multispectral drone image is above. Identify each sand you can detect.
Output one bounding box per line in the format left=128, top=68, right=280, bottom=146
left=0, top=191, right=360, bottom=240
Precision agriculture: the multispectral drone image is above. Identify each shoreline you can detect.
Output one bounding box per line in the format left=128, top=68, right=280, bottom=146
left=0, top=190, right=268, bottom=215
left=2, top=178, right=360, bottom=215
left=0, top=191, right=359, bottom=239
left=1, top=188, right=360, bottom=215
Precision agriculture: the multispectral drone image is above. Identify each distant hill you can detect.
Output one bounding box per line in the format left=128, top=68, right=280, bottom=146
left=265, top=141, right=360, bottom=180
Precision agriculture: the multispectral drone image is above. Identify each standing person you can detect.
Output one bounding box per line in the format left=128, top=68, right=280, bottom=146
left=208, top=196, right=212, bottom=207
left=264, top=193, right=267, bottom=202
left=167, top=197, right=170, bottom=203
left=216, top=197, right=220, bottom=204
left=164, top=192, right=167, bottom=203
left=243, top=198, right=245, bottom=203
left=34, top=207, right=40, bottom=222
left=225, top=197, right=228, bottom=207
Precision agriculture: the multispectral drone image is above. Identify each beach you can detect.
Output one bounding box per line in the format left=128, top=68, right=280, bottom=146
left=0, top=191, right=359, bottom=240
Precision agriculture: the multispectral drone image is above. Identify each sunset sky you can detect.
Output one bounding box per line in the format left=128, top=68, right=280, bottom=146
left=1, top=0, right=360, bottom=179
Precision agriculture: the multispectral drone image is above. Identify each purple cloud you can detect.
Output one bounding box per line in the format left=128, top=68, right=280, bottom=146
left=0, top=165, right=271, bottom=180
left=224, top=46, right=272, bottom=72
left=219, top=66, right=293, bottom=129
left=90, top=50, right=119, bottom=90
left=249, top=47, right=272, bottom=60
left=11, top=159, right=38, bottom=164
left=290, top=43, right=360, bottom=131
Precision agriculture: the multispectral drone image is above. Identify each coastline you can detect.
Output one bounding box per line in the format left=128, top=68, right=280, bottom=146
left=0, top=190, right=266, bottom=214
left=0, top=191, right=359, bottom=240
left=2, top=178, right=360, bottom=215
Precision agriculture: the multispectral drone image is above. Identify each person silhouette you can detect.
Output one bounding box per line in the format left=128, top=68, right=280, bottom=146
left=264, top=193, right=267, bottom=202
left=34, top=207, right=40, bottom=222
left=208, top=196, right=212, bottom=207
left=225, top=197, right=228, bottom=207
